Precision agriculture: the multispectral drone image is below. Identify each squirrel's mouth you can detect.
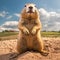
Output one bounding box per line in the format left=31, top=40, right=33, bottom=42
left=27, top=10, right=34, bottom=13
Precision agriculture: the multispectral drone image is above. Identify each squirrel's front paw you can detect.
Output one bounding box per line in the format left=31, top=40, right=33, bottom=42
left=31, top=29, right=36, bottom=35
left=23, top=29, right=29, bottom=35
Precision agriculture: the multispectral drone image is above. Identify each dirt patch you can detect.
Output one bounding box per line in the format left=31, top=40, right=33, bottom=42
left=0, top=37, right=60, bottom=60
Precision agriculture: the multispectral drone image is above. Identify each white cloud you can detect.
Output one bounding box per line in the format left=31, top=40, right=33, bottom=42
left=39, top=8, right=50, bottom=18
left=0, top=11, right=20, bottom=19
left=6, top=16, right=12, bottom=19
left=0, top=26, right=5, bottom=32
left=14, top=13, right=20, bottom=17
left=2, top=21, right=18, bottom=27
left=39, top=8, right=60, bottom=18
left=0, top=11, right=9, bottom=17
left=39, top=8, right=60, bottom=31
left=0, top=21, right=19, bottom=32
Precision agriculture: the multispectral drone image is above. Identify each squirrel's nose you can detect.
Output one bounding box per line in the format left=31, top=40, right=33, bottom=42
left=29, top=6, right=33, bottom=9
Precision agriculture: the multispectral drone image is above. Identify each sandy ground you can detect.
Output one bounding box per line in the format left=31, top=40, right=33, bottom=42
left=0, top=37, right=60, bottom=60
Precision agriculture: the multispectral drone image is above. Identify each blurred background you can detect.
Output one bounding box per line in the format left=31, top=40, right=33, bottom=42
left=0, top=0, right=60, bottom=38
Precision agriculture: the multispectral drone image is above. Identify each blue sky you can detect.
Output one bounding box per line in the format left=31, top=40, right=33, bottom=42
left=0, top=0, right=60, bottom=31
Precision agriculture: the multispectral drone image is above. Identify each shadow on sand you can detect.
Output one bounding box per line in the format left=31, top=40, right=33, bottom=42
left=0, top=51, right=34, bottom=60
left=0, top=50, right=49, bottom=60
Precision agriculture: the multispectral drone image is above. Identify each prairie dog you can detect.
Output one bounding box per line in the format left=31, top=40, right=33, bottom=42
left=17, top=3, right=49, bottom=55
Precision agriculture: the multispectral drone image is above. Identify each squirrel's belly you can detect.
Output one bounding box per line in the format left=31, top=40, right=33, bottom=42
left=23, top=34, right=37, bottom=49
left=24, top=23, right=35, bottom=48
left=26, top=24, right=34, bottom=31
left=26, top=34, right=33, bottom=49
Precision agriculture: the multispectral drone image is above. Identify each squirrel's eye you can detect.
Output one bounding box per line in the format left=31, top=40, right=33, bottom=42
left=25, top=5, right=26, bottom=7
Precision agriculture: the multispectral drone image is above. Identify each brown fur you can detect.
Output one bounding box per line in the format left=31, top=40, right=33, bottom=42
left=17, top=3, right=49, bottom=55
